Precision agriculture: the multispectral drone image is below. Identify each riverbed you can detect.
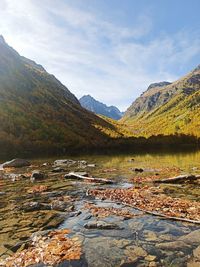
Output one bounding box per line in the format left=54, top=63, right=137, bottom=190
left=0, top=151, right=200, bottom=266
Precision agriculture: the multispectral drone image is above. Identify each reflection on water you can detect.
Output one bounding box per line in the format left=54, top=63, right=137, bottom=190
left=0, top=150, right=200, bottom=266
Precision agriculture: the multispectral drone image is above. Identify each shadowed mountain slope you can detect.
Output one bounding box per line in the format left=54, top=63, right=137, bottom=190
left=0, top=36, right=125, bottom=157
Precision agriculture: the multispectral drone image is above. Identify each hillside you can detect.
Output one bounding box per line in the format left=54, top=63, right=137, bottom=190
left=79, top=95, right=123, bottom=120
left=0, top=36, right=126, bottom=157
left=122, top=65, right=200, bottom=137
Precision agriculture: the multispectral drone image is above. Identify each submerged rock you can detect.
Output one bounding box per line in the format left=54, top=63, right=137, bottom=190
left=179, top=229, right=200, bottom=245
left=22, top=202, right=51, bottom=212
left=2, top=158, right=31, bottom=168
left=84, top=221, right=122, bottom=230
left=155, top=241, right=190, bottom=250
left=124, top=245, right=147, bottom=263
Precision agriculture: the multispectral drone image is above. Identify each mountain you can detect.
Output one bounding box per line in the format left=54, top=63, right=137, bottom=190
left=122, top=65, right=200, bottom=137
left=79, top=95, right=123, bottom=120
left=0, top=36, right=125, bottom=157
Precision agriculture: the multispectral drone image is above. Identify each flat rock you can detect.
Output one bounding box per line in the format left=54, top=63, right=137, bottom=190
left=84, top=221, right=122, bottom=230
left=124, top=245, right=147, bottom=262
left=179, top=229, right=200, bottom=245
left=53, top=159, right=76, bottom=166
left=155, top=241, right=190, bottom=250
left=2, top=158, right=31, bottom=168
left=22, top=202, right=51, bottom=212
left=193, top=246, right=200, bottom=260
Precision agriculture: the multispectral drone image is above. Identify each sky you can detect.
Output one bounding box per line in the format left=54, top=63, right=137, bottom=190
left=0, top=0, right=200, bottom=111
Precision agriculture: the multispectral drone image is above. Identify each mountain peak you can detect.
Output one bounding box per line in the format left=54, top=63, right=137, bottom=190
left=194, top=64, right=200, bottom=71
left=0, top=35, right=6, bottom=44
left=147, top=81, right=171, bottom=91
left=79, top=95, right=122, bottom=120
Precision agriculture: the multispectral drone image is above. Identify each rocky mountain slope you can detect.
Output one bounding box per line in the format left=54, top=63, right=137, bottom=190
left=122, top=65, right=200, bottom=137
left=79, top=95, right=123, bottom=120
left=0, top=36, right=125, bottom=157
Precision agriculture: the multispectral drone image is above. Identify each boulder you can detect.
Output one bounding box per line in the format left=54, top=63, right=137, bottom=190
left=2, top=158, right=31, bottom=168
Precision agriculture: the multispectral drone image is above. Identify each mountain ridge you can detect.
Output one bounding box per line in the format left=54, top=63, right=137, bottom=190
left=79, top=95, right=123, bottom=120
left=122, top=65, right=200, bottom=137
left=0, top=36, right=127, bottom=157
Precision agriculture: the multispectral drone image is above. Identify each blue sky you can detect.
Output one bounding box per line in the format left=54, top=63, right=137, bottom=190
left=0, top=0, right=200, bottom=110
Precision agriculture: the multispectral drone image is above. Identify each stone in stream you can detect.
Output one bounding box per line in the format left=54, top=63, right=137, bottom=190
left=53, top=159, right=77, bottom=166
left=51, top=200, right=69, bottom=212
left=134, top=168, right=144, bottom=173
left=155, top=241, right=190, bottom=250
left=124, top=245, right=147, bottom=263
left=51, top=167, right=65, bottom=173
left=84, top=221, right=123, bottom=230
left=2, top=158, right=31, bottom=168
left=179, top=229, right=200, bottom=245
left=31, top=170, right=45, bottom=180
left=22, top=202, right=51, bottom=212
left=193, top=245, right=200, bottom=260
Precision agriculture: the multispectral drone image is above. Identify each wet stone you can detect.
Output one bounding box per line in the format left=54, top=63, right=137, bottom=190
left=155, top=240, right=190, bottom=250
left=84, top=221, right=123, bottom=230
left=31, top=170, right=45, bottom=180
left=179, top=229, right=200, bottom=245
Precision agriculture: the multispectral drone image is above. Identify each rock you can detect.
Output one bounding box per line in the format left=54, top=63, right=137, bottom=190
left=2, top=158, right=31, bottom=168
left=53, top=159, right=76, bottom=166
left=187, top=259, right=200, bottom=267
left=78, top=160, right=87, bottom=166
left=124, top=245, right=147, bottom=262
left=41, top=214, right=65, bottom=230
left=193, top=246, right=200, bottom=260
left=42, top=162, right=51, bottom=167
left=22, top=202, right=51, bottom=212
left=149, top=262, right=158, bottom=267
left=143, top=230, right=159, bottom=242
left=51, top=200, right=68, bottom=212
left=179, top=230, right=200, bottom=245
left=134, top=168, right=144, bottom=173
left=155, top=241, right=190, bottom=250
left=51, top=167, right=65, bottom=173
left=145, top=255, right=157, bottom=261
left=87, top=164, right=96, bottom=168
left=31, top=170, right=45, bottom=180
left=84, top=214, right=92, bottom=220
left=84, top=221, right=122, bottom=230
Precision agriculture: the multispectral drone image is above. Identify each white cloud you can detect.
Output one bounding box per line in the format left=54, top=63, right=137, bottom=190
left=0, top=0, right=199, bottom=110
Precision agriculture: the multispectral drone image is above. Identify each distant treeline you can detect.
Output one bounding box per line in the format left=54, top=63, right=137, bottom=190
left=0, top=133, right=199, bottom=160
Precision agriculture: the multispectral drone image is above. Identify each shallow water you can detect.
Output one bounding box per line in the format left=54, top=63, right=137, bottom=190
left=0, top=151, right=200, bottom=266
